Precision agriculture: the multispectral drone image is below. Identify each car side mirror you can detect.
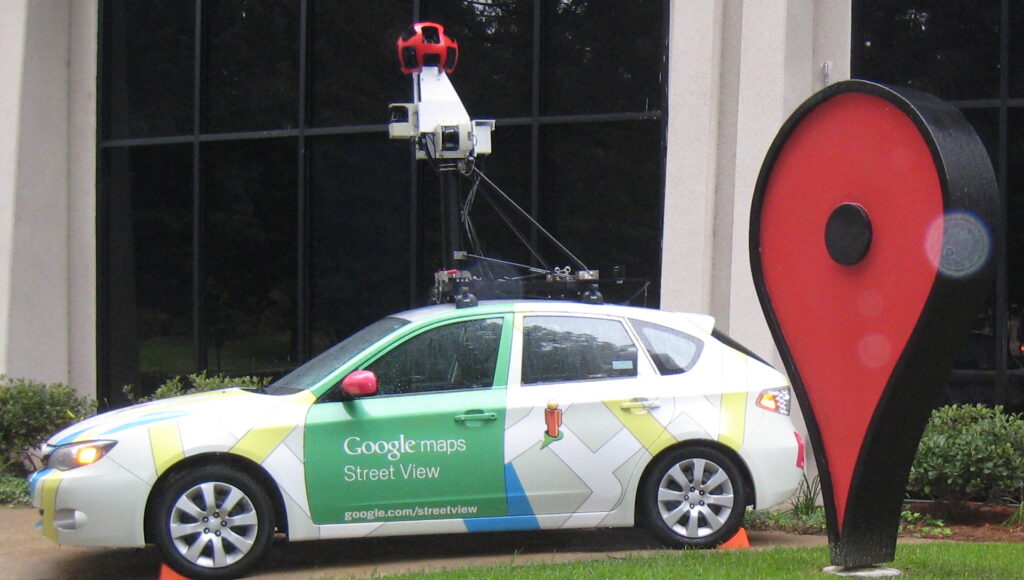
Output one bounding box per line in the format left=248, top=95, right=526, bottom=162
left=342, top=370, right=378, bottom=398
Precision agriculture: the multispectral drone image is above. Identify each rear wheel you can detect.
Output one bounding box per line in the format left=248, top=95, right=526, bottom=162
left=640, top=445, right=747, bottom=548
left=150, top=464, right=275, bottom=580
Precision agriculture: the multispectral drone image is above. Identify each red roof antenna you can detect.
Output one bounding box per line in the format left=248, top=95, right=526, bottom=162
left=397, top=22, right=459, bottom=75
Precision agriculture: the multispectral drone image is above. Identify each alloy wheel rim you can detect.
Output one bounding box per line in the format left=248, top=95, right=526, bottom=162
left=656, top=457, right=735, bottom=538
left=168, top=481, right=259, bottom=568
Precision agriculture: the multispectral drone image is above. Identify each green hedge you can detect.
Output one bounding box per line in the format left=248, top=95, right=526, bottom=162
left=0, top=373, right=265, bottom=505
left=907, top=404, right=1024, bottom=505
left=0, top=376, right=94, bottom=478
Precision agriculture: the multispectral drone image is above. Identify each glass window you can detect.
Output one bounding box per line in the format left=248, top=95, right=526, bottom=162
left=269, top=316, right=410, bottom=395
left=203, top=0, right=299, bottom=133
left=540, top=121, right=663, bottom=305
left=309, top=134, right=413, bottom=355
left=309, top=1, right=410, bottom=127
left=102, top=145, right=194, bottom=402
left=522, top=316, right=638, bottom=384
left=423, top=0, right=534, bottom=118
left=102, top=0, right=194, bottom=139
left=367, top=318, right=504, bottom=395
left=630, top=319, right=702, bottom=374
left=1010, top=0, right=1024, bottom=97
left=542, top=0, right=664, bottom=115
left=856, top=1, right=1000, bottom=101
left=202, top=139, right=297, bottom=377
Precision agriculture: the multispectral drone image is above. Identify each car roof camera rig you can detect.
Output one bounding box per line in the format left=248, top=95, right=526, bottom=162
left=389, top=22, right=649, bottom=308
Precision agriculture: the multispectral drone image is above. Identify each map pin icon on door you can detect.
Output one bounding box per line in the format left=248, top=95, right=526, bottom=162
left=749, top=80, right=1000, bottom=567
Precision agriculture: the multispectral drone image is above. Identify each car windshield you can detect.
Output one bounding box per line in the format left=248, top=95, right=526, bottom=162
left=265, top=317, right=410, bottom=395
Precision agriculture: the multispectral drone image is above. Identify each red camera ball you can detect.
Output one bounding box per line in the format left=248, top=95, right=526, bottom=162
left=397, top=22, right=459, bottom=75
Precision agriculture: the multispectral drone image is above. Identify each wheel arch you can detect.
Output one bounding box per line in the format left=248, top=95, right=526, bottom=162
left=635, top=439, right=757, bottom=519
left=143, top=452, right=289, bottom=543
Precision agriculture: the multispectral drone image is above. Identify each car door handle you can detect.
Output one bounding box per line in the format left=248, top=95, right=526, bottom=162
left=454, top=412, right=498, bottom=423
left=620, top=399, right=661, bottom=410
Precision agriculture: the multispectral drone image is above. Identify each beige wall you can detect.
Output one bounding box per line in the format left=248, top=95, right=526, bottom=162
left=661, top=0, right=852, bottom=365
left=0, top=0, right=96, bottom=396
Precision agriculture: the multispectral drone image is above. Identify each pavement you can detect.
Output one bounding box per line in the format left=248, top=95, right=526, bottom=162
left=0, top=506, right=829, bottom=579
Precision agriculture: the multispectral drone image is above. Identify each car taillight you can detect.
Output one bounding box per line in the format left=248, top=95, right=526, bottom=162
left=756, top=387, right=791, bottom=415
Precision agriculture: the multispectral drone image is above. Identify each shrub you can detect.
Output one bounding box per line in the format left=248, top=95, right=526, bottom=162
left=123, top=371, right=270, bottom=402
left=0, top=376, right=94, bottom=477
left=907, top=404, right=1024, bottom=507
left=0, top=475, right=30, bottom=505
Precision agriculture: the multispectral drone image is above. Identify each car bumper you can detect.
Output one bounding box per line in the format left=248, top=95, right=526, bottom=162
left=30, top=459, right=150, bottom=548
left=740, top=411, right=804, bottom=510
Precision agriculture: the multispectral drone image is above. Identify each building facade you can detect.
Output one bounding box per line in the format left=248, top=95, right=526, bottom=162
left=5, top=1, right=1011, bottom=409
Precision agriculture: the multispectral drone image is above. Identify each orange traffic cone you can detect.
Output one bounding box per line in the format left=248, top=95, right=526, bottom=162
left=717, top=527, right=751, bottom=550
left=158, top=563, right=193, bottom=580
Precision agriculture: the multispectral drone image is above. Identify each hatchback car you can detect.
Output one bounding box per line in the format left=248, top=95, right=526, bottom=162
left=31, top=301, right=803, bottom=579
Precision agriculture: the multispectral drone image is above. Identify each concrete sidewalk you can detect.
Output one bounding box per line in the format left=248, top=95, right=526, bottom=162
left=0, top=506, right=828, bottom=579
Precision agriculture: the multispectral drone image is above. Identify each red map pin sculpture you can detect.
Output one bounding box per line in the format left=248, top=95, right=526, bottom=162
left=749, top=80, right=1000, bottom=567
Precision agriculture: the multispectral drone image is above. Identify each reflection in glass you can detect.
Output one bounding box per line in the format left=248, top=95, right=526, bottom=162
left=423, top=0, right=534, bottom=118
left=103, top=145, right=194, bottom=400
left=857, top=0, right=999, bottom=101
left=202, top=139, right=297, bottom=377
left=102, top=0, right=194, bottom=139
left=1006, top=111, right=1024, bottom=360
left=542, top=0, right=664, bottom=115
left=203, top=0, right=299, bottom=132
left=309, top=1, right=410, bottom=127
left=522, top=316, right=638, bottom=384
left=368, top=318, right=504, bottom=395
left=309, top=135, right=412, bottom=355
left=1010, top=1, right=1024, bottom=97
left=540, top=122, right=663, bottom=305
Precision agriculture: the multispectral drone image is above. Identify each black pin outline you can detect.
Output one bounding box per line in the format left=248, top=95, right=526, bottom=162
left=749, top=80, right=1000, bottom=567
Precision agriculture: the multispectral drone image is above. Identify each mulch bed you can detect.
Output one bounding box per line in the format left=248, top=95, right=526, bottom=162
left=904, top=501, right=1023, bottom=542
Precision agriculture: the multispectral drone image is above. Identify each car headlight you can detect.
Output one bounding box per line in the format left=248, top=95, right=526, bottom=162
left=47, top=440, right=117, bottom=471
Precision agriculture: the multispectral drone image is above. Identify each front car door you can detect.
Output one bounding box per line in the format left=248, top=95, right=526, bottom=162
left=304, top=314, right=512, bottom=525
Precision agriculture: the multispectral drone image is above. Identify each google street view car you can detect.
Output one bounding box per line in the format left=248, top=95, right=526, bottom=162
left=32, top=300, right=803, bottom=579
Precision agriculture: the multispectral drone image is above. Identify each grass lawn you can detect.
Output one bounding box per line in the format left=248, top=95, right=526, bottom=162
left=372, top=543, right=1021, bottom=579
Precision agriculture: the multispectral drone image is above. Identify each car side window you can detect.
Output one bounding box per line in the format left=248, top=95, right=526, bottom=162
left=630, top=319, right=703, bottom=375
left=366, top=317, right=503, bottom=395
left=522, top=316, right=638, bottom=385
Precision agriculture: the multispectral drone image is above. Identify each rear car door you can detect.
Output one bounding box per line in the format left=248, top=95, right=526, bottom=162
left=502, top=312, right=673, bottom=526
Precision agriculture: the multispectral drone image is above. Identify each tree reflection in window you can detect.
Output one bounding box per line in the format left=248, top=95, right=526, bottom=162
left=367, top=318, right=503, bottom=395
left=522, top=316, right=638, bottom=384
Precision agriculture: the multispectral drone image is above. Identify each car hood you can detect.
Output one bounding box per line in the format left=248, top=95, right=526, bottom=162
left=46, top=388, right=262, bottom=446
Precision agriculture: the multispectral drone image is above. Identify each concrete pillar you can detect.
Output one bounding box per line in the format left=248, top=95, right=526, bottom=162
left=662, top=0, right=851, bottom=365
left=0, top=0, right=97, bottom=397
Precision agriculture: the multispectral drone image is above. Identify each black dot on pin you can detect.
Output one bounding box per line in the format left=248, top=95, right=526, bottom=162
left=825, top=203, right=872, bottom=266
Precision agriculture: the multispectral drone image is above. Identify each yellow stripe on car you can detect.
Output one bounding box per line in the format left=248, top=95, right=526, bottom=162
left=717, top=348, right=748, bottom=450
left=149, top=422, right=184, bottom=476
left=231, top=391, right=316, bottom=464
left=40, top=476, right=62, bottom=542
left=605, top=399, right=677, bottom=455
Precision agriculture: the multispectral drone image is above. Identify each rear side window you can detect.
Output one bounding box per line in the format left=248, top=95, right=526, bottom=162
left=630, top=319, right=703, bottom=375
left=522, top=316, right=638, bottom=385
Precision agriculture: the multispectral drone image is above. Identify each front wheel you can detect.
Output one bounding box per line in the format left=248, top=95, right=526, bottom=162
left=150, top=464, right=275, bottom=580
left=640, top=445, right=747, bottom=548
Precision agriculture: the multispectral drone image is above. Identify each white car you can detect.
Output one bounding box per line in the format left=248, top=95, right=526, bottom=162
left=32, top=301, right=803, bottom=579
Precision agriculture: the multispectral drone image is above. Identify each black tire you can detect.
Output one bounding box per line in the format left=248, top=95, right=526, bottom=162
left=640, top=445, right=747, bottom=548
left=150, top=464, right=275, bottom=580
